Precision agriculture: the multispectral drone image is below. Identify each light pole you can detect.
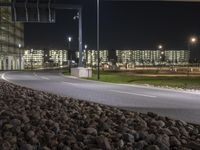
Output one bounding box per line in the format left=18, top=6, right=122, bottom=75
left=18, top=43, right=22, bottom=70
left=188, top=37, right=197, bottom=77
left=30, top=48, right=33, bottom=70
left=84, top=44, right=88, bottom=67
left=68, top=36, right=72, bottom=74
left=73, top=10, right=83, bottom=67
left=97, top=0, right=100, bottom=80
left=158, top=44, right=163, bottom=70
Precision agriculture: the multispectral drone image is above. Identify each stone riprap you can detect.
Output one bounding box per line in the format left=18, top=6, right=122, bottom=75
left=0, top=80, right=200, bottom=150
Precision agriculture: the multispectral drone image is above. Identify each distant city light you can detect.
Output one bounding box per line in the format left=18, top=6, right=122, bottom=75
left=84, top=45, right=88, bottom=49
left=18, top=44, right=21, bottom=48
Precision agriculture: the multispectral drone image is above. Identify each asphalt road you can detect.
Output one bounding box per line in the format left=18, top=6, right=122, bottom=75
left=1, top=71, right=200, bottom=124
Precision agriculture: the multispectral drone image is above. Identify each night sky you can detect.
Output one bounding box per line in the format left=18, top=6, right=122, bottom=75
left=25, top=0, right=200, bottom=56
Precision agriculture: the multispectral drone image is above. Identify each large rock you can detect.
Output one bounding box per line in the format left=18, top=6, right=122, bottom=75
left=96, top=136, right=111, bottom=150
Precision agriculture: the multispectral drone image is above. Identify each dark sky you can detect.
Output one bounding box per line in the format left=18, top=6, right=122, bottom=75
left=25, top=0, right=200, bottom=53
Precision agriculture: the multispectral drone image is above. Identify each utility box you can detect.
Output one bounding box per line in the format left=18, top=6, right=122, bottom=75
left=71, top=67, right=92, bottom=78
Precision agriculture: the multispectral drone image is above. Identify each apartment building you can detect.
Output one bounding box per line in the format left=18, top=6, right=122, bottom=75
left=0, top=0, right=24, bottom=70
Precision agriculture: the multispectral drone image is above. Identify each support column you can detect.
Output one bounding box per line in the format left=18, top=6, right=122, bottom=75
left=78, top=8, right=83, bottom=67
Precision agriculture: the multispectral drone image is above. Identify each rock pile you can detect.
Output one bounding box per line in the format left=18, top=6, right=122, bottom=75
left=0, top=80, right=200, bottom=150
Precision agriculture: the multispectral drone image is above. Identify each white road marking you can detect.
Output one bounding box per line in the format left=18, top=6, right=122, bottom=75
left=110, top=90, right=157, bottom=98
left=63, top=82, right=77, bottom=86
left=33, top=72, right=38, bottom=77
left=40, top=76, right=49, bottom=80
left=117, top=83, right=200, bottom=95
left=1, top=73, right=9, bottom=82
left=33, top=73, right=49, bottom=80
left=66, top=76, right=78, bottom=79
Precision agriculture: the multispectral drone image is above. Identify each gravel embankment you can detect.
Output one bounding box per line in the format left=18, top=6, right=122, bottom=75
left=0, top=80, right=200, bottom=150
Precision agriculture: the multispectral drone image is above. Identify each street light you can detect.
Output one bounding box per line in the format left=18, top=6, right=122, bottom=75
left=68, top=36, right=72, bottom=74
left=18, top=44, right=22, bottom=70
left=30, top=49, right=34, bottom=70
left=191, top=37, right=197, bottom=43
left=84, top=44, right=88, bottom=67
left=158, top=44, right=164, bottom=70
left=158, top=45, right=163, bottom=50
left=188, top=36, right=198, bottom=76
left=68, top=37, right=72, bottom=43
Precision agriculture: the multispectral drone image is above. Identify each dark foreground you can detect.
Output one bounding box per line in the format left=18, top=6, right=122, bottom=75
left=0, top=80, right=200, bottom=150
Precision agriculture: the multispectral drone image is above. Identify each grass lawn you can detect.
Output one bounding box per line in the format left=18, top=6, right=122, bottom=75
left=89, top=71, right=200, bottom=89
left=62, top=70, right=70, bottom=76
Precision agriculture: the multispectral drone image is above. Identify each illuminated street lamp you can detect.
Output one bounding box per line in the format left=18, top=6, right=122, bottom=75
left=84, top=44, right=88, bottom=67
left=30, top=49, right=34, bottom=70
left=68, top=36, right=72, bottom=43
left=158, top=45, right=163, bottom=50
left=158, top=44, right=165, bottom=70
left=191, top=37, right=197, bottom=43
left=68, top=36, right=72, bottom=73
left=188, top=36, right=198, bottom=76
left=18, top=44, right=22, bottom=70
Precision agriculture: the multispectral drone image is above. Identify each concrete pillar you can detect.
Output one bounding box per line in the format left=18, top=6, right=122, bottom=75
left=3, top=58, right=7, bottom=70
left=21, top=57, right=24, bottom=70
left=8, top=56, right=12, bottom=70
left=13, top=58, right=16, bottom=70
left=3, top=56, right=13, bottom=70
left=16, top=58, right=20, bottom=70
left=0, top=59, right=2, bottom=70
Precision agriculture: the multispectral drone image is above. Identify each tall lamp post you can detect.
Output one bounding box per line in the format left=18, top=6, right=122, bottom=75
left=158, top=44, right=163, bottom=70
left=84, top=44, right=88, bottom=67
left=18, top=43, right=22, bottom=70
left=188, top=37, right=197, bottom=77
left=30, top=48, right=34, bottom=70
left=97, top=0, right=100, bottom=80
left=68, top=36, right=72, bottom=74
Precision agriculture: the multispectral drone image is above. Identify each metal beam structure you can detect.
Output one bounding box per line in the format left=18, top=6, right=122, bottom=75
left=0, top=2, right=83, bottom=68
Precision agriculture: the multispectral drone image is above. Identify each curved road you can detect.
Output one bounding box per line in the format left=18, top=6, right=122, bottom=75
left=1, top=71, right=200, bottom=124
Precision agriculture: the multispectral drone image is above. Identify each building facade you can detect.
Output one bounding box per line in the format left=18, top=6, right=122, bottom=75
left=0, top=0, right=24, bottom=70
left=49, top=50, right=68, bottom=66
left=77, top=50, right=109, bottom=66
left=24, top=49, right=68, bottom=69
left=23, top=49, right=189, bottom=69
left=116, top=49, right=189, bottom=66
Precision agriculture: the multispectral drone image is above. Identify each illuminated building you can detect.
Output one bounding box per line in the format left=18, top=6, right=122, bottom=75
left=24, top=49, right=68, bottom=69
left=116, top=49, right=189, bottom=66
left=0, top=0, right=24, bottom=70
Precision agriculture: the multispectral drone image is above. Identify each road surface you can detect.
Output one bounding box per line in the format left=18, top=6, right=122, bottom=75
left=1, top=71, right=200, bottom=124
